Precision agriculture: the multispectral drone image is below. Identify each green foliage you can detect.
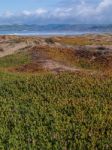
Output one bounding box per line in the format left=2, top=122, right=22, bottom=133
left=74, top=58, right=103, bottom=70
left=0, top=52, right=31, bottom=68
left=0, top=72, right=112, bottom=149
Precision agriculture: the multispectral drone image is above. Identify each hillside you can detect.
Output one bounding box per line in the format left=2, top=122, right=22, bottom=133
left=0, top=35, right=112, bottom=149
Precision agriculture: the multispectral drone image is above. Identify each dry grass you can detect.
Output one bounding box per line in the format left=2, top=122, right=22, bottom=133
left=0, top=34, right=112, bottom=73
left=56, top=35, right=112, bottom=46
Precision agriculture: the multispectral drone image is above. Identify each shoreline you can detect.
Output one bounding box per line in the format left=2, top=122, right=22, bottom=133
left=0, top=32, right=112, bottom=37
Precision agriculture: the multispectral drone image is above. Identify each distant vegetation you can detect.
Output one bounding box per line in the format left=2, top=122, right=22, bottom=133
left=45, top=38, right=55, bottom=44
left=57, top=35, right=112, bottom=46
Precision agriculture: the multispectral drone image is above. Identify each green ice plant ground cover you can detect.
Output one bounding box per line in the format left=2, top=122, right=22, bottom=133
left=0, top=71, right=112, bottom=150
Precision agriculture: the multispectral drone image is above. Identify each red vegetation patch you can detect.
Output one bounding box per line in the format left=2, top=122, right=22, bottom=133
left=74, top=47, right=112, bottom=69
left=12, top=63, right=46, bottom=73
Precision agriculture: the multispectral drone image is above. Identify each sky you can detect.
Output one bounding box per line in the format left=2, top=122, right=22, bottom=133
left=0, top=0, right=112, bottom=24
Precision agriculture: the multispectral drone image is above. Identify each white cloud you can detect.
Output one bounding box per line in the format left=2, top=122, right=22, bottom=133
left=22, top=10, right=31, bottom=16
left=0, top=0, right=112, bottom=24
left=35, top=8, right=47, bottom=15
left=97, top=0, right=112, bottom=12
left=2, top=11, right=13, bottom=17
left=76, top=0, right=112, bottom=16
left=22, top=8, right=47, bottom=16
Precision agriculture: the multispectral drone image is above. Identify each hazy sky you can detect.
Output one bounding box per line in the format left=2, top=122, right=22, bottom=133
left=0, top=0, right=112, bottom=24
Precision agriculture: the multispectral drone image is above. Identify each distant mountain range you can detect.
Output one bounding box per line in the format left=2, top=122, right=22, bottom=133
left=0, top=24, right=112, bottom=35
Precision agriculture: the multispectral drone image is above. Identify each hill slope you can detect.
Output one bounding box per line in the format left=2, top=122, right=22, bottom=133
left=0, top=35, right=112, bottom=149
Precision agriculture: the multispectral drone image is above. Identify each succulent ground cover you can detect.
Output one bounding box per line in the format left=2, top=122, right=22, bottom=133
left=0, top=35, right=112, bottom=149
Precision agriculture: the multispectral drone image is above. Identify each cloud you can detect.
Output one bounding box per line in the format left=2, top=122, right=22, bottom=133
left=2, top=11, right=13, bottom=18
left=0, top=0, right=112, bottom=24
left=97, top=0, right=112, bottom=12
left=75, top=0, right=112, bottom=23
left=22, top=8, right=47, bottom=16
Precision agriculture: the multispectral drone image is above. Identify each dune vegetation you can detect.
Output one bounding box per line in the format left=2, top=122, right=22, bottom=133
left=0, top=35, right=112, bottom=150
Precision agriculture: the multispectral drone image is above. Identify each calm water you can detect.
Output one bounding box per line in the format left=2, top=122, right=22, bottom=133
left=0, top=24, right=112, bottom=35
